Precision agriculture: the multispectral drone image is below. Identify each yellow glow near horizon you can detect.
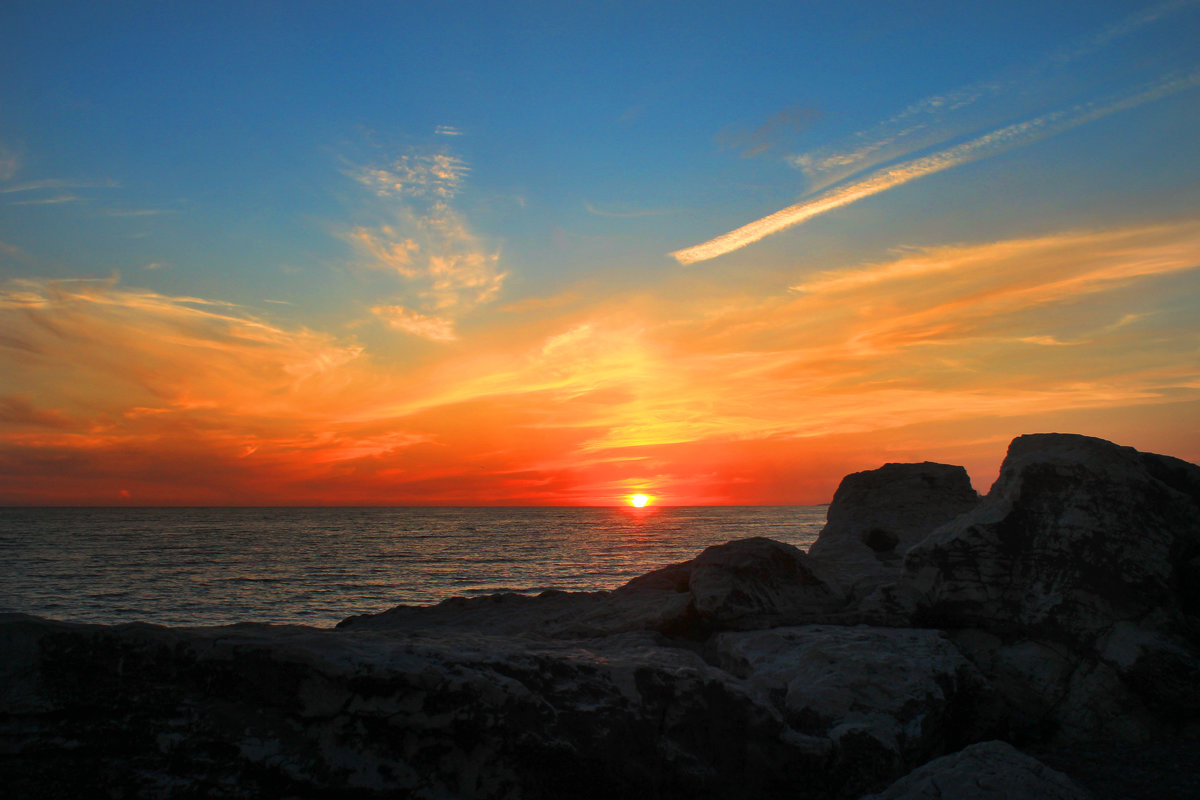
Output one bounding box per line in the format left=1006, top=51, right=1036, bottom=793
left=629, top=493, right=650, bottom=507
left=3, top=219, right=1199, bottom=506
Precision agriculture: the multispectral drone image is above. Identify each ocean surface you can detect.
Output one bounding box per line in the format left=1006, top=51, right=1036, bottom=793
left=0, top=506, right=828, bottom=628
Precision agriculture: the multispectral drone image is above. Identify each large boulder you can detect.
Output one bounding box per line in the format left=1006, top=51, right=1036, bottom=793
left=905, top=433, right=1200, bottom=643
left=862, top=740, right=1092, bottom=800
left=807, top=462, right=979, bottom=600
left=890, top=433, right=1200, bottom=743
left=613, top=537, right=846, bottom=635
left=712, top=624, right=991, bottom=798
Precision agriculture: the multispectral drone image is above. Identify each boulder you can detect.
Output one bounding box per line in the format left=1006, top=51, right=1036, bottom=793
left=807, top=462, right=979, bottom=600
left=861, top=740, right=1092, bottom=799
left=944, top=629, right=1166, bottom=745
left=905, top=433, right=1200, bottom=644
left=613, top=537, right=846, bottom=635
left=340, top=537, right=845, bottom=639
left=894, top=433, right=1200, bottom=743
left=712, top=624, right=990, bottom=798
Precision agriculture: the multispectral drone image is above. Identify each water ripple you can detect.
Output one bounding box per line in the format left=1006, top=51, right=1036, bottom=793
left=0, top=506, right=826, bottom=628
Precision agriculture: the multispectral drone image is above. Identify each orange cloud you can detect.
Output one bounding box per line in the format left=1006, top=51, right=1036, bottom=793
left=372, top=305, right=458, bottom=342
left=2, top=217, right=1198, bottom=506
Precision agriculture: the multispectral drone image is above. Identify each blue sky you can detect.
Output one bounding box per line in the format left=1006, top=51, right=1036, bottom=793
left=2, top=1, right=1199, bottom=504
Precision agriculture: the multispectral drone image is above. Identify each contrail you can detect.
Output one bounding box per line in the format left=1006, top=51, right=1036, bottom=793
left=793, top=0, right=1194, bottom=189
left=671, top=71, right=1200, bottom=266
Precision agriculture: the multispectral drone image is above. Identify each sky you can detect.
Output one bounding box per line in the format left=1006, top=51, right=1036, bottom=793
left=2, top=0, right=1199, bottom=506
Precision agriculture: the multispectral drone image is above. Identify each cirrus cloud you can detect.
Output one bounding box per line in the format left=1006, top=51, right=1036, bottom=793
left=343, top=140, right=506, bottom=341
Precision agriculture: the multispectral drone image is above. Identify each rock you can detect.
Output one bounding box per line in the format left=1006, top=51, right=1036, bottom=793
left=945, top=629, right=1165, bottom=745
left=861, top=740, right=1093, bottom=799
left=336, top=586, right=616, bottom=636
left=897, top=433, right=1200, bottom=743
left=712, top=624, right=991, bottom=798
left=906, top=433, right=1200, bottom=644
left=614, top=537, right=846, bottom=635
left=341, top=537, right=845, bottom=639
left=0, top=613, right=989, bottom=800
left=807, top=462, right=979, bottom=600
left=1026, top=737, right=1200, bottom=800
left=0, top=614, right=816, bottom=799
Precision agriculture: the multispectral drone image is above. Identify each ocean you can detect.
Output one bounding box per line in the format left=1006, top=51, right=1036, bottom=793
left=0, top=506, right=828, bottom=628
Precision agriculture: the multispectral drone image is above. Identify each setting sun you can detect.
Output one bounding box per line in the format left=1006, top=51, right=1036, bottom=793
left=629, top=494, right=650, bottom=508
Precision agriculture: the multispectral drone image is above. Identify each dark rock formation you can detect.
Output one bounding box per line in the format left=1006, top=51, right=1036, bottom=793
left=862, top=740, right=1093, bottom=799
left=711, top=625, right=989, bottom=798
left=890, top=433, right=1200, bottom=743
left=341, top=536, right=846, bottom=639
left=2, top=433, right=1198, bottom=798
left=615, top=536, right=846, bottom=634
left=0, top=614, right=987, bottom=799
left=906, top=434, right=1200, bottom=644
left=1, top=616, right=817, bottom=799
left=808, top=462, right=980, bottom=600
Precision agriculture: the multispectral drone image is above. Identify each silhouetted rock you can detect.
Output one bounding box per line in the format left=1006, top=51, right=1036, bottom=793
left=340, top=537, right=846, bottom=639
left=907, top=434, right=1200, bottom=642
left=885, top=433, right=1200, bottom=744
left=1, top=615, right=805, bottom=799
left=1, top=614, right=986, bottom=799
left=614, top=537, right=846, bottom=635
left=862, top=740, right=1093, bottom=799
left=712, top=624, right=989, bottom=798
left=807, top=462, right=979, bottom=600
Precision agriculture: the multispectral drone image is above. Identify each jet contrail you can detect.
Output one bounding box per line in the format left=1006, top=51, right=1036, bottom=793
left=671, top=71, right=1200, bottom=266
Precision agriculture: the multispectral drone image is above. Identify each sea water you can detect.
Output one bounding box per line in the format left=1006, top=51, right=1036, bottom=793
left=0, top=506, right=827, bottom=628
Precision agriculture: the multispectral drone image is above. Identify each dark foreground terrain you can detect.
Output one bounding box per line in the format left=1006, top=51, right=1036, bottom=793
left=3, top=433, right=1199, bottom=799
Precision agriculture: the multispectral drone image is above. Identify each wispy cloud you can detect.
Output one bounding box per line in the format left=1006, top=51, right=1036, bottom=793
left=672, top=71, right=1200, bottom=265
left=584, top=201, right=670, bottom=218
left=350, top=152, right=470, bottom=202
left=788, top=223, right=1200, bottom=297
left=0, top=277, right=366, bottom=413
left=0, top=178, right=119, bottom=194
left=500, top=290, right=580, bottom=314
left=7, top=194, right=81, bottom=206
left=343, top=142, right=505, bottom=341
left=784, top=222, right=1200, bottom=360
left=789, top=0, right=1195, bottom=190
left=715, top=105, right=820, bottom=158
left=0, top=145, right=19, bottom=181
left=0, top=240, right=28, bottom=260
left=372, top=305, right=458, bottom=341
left=0, top=277, right=460, bottom=504
left=1, top=176, right=128, bottom=211
left=102, top=207, right=175, bottom=217
left=434, top=125, right=463, bottom=136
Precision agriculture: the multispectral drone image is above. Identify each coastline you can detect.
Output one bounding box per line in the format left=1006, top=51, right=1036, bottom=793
left=3, top=433, right=1198, bottom=799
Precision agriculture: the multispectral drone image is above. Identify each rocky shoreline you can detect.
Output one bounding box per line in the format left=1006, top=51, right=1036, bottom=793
left=3, top=433, right=1198, bottom=798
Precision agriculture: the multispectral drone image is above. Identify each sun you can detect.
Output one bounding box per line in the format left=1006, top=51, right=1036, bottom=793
left=629, top=493, right=650, bottom=508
